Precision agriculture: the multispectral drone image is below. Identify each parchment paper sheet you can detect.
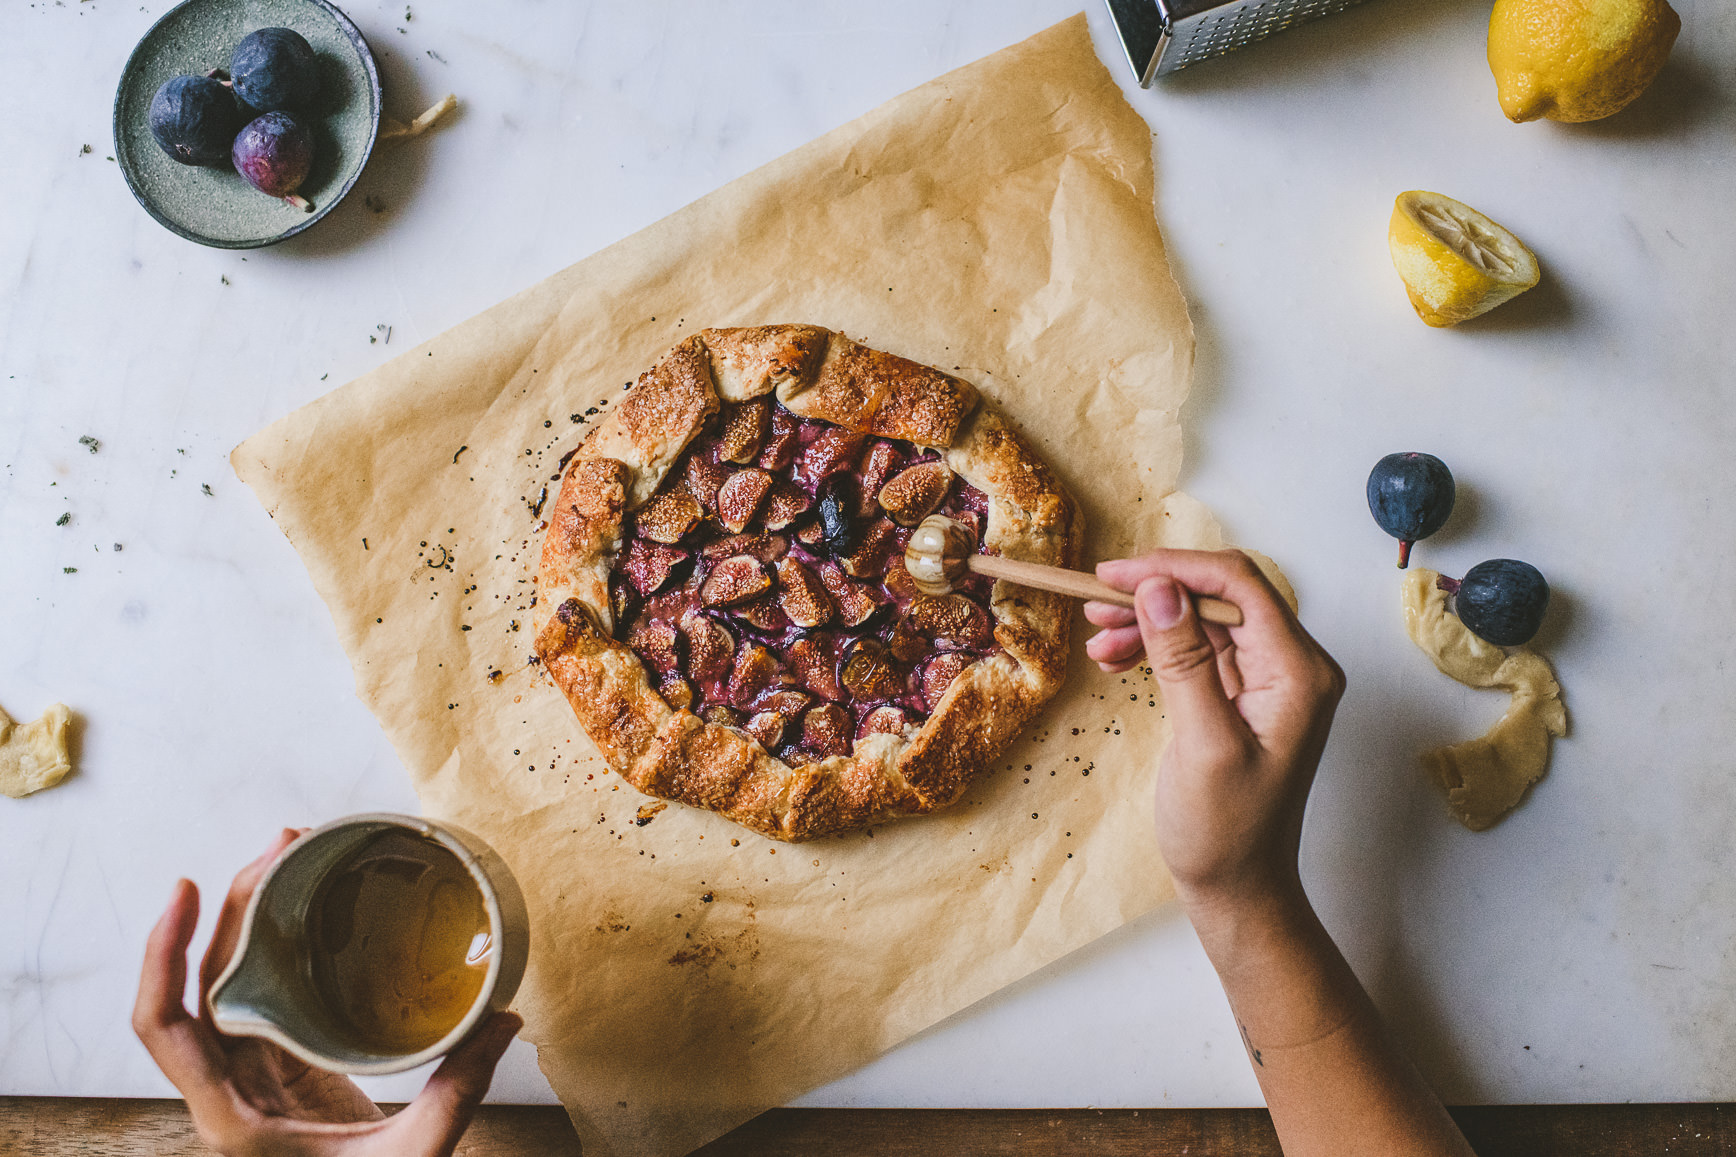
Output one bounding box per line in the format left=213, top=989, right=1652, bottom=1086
left=234, top=16, right=1231, bottom=1156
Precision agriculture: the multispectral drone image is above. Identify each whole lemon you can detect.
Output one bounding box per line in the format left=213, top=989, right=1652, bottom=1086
left=1488, top=0, right=1681, bottom=123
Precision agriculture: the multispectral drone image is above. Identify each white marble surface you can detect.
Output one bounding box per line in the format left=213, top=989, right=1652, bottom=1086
left=3, top=0, right=1734, bottom=1113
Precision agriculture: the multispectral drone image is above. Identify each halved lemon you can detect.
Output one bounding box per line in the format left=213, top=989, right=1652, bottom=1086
left=1388, top=191, right=1541, bottom=327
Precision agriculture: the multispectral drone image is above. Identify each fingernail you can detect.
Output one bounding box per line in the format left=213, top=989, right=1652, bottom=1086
left=1140, top=578, right=1185, bottom=629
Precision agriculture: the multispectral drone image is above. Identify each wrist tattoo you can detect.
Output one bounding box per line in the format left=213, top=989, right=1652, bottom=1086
left=1239, top=1020, right=1263, bottom=1067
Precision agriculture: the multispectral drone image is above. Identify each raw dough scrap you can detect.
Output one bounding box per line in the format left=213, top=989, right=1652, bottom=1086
left=0, top=702, right=74, bottom=799
left=1402, top=569, right=1566, bottom=830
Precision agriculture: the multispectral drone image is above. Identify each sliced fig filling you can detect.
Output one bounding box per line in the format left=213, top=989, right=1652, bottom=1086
left=609, top=400, right=997, bottom=762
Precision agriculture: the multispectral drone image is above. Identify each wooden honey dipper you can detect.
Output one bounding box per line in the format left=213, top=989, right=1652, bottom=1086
left=904, top=515, right=1244, bottom=626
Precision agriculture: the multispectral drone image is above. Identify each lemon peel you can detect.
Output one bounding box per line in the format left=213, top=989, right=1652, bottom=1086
left=1488, top=0, right=1681, bottom=123
left=1387, top=191, right=1540, bottom=327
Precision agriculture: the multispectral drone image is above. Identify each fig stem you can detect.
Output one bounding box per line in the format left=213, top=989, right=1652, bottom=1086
left=1397, top=540, right=1413, bottom=569
left=1435, top=575, right=1461, bottom=596
left=285, top=194, right=313, bottom=213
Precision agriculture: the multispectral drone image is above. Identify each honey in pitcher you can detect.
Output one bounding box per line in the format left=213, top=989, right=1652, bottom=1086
left=306, top=829, right=494, bottom=1054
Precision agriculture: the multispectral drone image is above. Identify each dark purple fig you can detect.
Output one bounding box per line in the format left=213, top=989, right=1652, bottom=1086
left=230, top=27, right=321, bottom=112
left=1441, top=559, right=1550, bottom=646
left=1367, top=452, right=1455, bottom=569
left=148, top=75, right=245, bottom=166
left=817, top=479, right=854, bottom=559
left=232, top=111, right=315, bottom=210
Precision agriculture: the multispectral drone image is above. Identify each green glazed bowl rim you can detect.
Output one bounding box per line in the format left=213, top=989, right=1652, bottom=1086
left=112, top=0, right=382, bottom=249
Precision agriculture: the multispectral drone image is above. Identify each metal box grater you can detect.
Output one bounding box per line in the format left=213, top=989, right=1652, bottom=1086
left=1106, top=0, right=1373, bottom=84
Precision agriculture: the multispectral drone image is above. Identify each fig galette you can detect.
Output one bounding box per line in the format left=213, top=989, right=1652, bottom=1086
left=533, top=326, right=1078, bottom=841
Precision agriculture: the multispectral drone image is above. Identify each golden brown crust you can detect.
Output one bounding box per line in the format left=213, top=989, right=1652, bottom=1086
left=701, top=325, right=829, bottom=403
left=778, top=335, right=979, bottom=447
left=536, top=459, right=630, bottom=633
left=580, top=336, right=719, bottom=508
left=534, top=326, right=1077, bottom=841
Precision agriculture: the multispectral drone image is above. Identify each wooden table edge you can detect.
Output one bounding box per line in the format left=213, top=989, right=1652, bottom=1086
left=2, top=1098, right=1730, bottom=1154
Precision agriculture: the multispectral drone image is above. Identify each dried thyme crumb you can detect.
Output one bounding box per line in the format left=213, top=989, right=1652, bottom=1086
left=63, top=566, right=77, bottom=574
left=78, top=435, right=100, bottom=453
left=55, top=512, right=70, bottom=526
left=201, top=483, right=214, bottom=496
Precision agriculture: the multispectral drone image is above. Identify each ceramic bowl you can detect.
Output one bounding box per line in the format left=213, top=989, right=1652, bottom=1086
left=113, top=0, right=381, bottom=248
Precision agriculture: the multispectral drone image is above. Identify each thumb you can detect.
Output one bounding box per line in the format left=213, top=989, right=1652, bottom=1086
left=1135, top=577, right=1244, bottom=753
left=390, top=1012, right=521, bottom=1157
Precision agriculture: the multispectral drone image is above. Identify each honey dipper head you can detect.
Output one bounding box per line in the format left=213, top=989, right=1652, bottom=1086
left=905, top=514, right=973, bottom=596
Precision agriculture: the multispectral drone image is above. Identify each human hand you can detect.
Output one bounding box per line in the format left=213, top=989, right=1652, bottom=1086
left=133, top=828, right=522, bottom=1157
left=1085, top=550, right=1345, bottom=921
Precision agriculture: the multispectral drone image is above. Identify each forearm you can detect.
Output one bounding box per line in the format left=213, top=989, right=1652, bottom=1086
left=1188, top=887, right=1475, bottom=1157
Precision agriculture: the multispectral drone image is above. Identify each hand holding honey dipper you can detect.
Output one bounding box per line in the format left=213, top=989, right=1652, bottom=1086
left=904, top=514, right=1244, bottom=624
left=133, top=829, right=521, bottom=1157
